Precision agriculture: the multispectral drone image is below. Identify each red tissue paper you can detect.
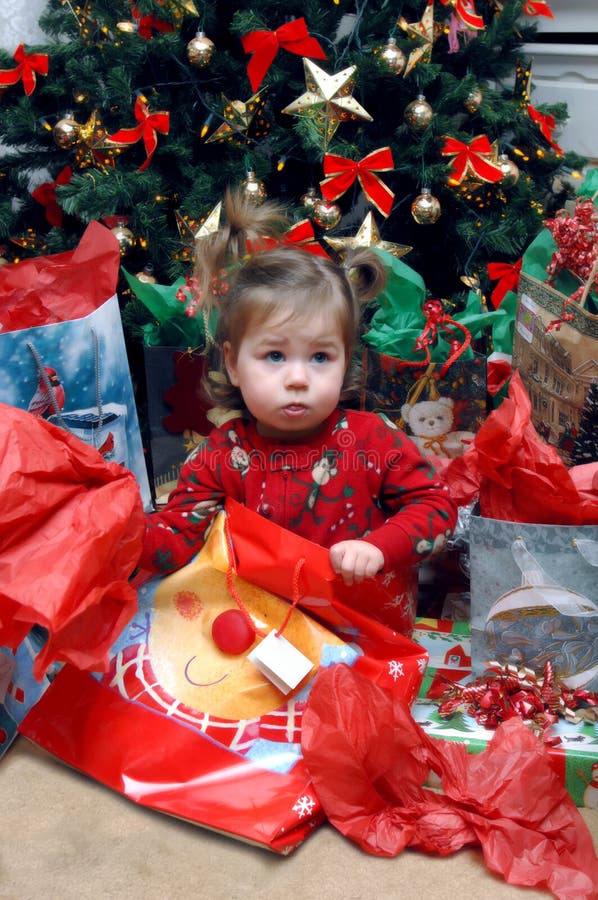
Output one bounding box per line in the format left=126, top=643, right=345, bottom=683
left=443, top=370, right=598, bottom=524
left=0, top=404, right=144, bottom=678
left=302, top=664, right=598, bottom=899
left=0, top=220, right=120, bottom=333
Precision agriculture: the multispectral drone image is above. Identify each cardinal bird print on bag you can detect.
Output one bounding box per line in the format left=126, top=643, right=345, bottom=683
left=27, top=366, right=65, bottom=418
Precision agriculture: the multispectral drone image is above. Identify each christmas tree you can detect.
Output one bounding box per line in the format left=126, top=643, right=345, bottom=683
left=0, top=0, right=586, bottom=306
left=571, top=381, right=598, bottom=466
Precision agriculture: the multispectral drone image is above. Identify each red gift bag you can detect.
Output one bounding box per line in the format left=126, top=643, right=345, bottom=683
left=20, top=507, right=427, bottom=853
left=226, top=498, right=420, bottom=640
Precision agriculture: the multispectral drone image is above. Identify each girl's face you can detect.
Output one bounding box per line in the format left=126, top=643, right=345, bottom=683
left=223, top=309, right=347, bottom=441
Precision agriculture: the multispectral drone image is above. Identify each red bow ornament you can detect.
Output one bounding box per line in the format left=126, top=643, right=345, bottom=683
left=441, top=135, right=503, bottom=185
left=522, top=1, right=554, bottom=18
left=487, top=258, right=522, bottom=306
left=108, top=97, right=170, bottom=171
left=527, top=104, right=563, bottom=155
left=0, top=44, right=48, bottom=96
left=320, top=148, right=395, bottom=218
left=31, top=166, right=73, bottom=227
left=131, top=5, right=174, bottom=39
left=241, top=18, right=326, bottom=92
left=439, top=0, right=484, bottom=31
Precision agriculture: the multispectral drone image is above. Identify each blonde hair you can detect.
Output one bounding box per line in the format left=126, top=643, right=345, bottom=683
left=195, top=191, right=386, bottom=411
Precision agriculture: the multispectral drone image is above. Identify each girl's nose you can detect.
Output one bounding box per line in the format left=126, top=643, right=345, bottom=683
left=284, top=360, right=309, bottom=387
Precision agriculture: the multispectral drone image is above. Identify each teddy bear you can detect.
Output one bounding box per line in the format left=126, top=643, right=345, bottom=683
left=401, top=396, right=475, bottom=459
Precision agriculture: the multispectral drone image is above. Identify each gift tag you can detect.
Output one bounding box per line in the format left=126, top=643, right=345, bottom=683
left=248, top=630, right=313, bottom=694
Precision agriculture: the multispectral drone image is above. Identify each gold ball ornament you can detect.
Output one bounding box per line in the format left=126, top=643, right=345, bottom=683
left=300, top=186, right=320, bottom=211
left=111, top=221, right=135, bottom=256
left=498, top=153, right=520, bottom=187
left=411, top=188, right=441, bottom=225
left=312, top=199, right=342, bottom=231
left=53, top=115, right=81, bottom=149
left=186, top=31, right=215, bottom=68
left=404, top=95, right=433, bottom=132
left=464, top=87, right=484, bottom=113
left=240, top=170, right=267, bottom=205
left=376, top=37, right=406, bottom=76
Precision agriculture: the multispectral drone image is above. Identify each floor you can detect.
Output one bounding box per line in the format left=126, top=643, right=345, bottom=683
left=2, top=737, right=597, bottom=900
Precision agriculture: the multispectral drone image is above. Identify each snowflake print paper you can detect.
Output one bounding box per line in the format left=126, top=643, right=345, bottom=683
left=293, top=794, right=317, bottom=818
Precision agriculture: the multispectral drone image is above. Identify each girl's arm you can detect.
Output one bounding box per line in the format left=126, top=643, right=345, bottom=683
left=139, top=434, right=227, bottom=574
left=361, top=423, right=458, bottom=569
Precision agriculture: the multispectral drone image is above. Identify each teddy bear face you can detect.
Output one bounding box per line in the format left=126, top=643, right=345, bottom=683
left=405, top=399, right=454, bottom=438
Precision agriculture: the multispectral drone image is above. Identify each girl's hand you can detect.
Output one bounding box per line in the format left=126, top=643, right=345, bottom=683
left=329, top=540, right=385, bottom=587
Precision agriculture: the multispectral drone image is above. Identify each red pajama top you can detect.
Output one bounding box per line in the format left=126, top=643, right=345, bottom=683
left=141, top=408, right=457, bottom=574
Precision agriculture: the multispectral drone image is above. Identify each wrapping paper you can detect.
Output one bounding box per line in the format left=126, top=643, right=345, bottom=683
left=302, top=664, right=598, bottom=899
left=0, top=404, right=144, bottom=678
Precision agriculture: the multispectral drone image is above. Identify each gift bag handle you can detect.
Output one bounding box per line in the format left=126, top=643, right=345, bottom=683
left=26, top=328, right=104, bottom=430
left=573, top=538, right=598, bottom=568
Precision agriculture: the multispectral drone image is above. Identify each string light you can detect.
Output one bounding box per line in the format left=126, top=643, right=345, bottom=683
left=199, top=113, right=214, bottom=139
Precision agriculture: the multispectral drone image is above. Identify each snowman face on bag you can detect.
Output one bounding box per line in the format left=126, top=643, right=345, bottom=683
left=147, top=515, right=344, bottom=720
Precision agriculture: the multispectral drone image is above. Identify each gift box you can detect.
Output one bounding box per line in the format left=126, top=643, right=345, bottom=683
left=412, top=618, right=598, bottom=808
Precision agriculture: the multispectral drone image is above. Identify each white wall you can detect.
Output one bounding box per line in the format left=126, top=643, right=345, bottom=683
left=527, top=0, right=598, bottom=159
left=0, top=0, right=48, bottom=50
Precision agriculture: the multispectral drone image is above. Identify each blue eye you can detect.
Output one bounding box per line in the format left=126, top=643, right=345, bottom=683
left=312, top=351, right=329, bottom=363
left=266, top=350, right=284, bottom=362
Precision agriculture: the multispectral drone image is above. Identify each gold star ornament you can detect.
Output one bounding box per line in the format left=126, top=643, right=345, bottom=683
left=324, top=212, right=411, bottom=260
left=397, top=0, right=443, bottom=77
left=281, top=58, right=372, bottom=147
left=205, top=91, right=270, bottom=145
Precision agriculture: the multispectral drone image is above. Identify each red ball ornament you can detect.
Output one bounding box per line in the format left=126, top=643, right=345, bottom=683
left=212, top=608, right=256, bottom=655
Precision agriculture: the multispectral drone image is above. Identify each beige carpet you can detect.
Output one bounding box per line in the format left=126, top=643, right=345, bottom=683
left=1, top=737, right=597, bottom=900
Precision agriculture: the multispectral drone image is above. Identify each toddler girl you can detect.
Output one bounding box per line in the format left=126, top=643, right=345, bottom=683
left=140, top=192, right=457, bottom=586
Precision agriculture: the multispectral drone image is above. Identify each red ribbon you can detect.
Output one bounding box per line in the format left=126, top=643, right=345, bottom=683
left=487, top=258, right=522, bottom=306
left=282, top=220, right=330, bottom=258
left=527, top=104, right=563, bottom=155
left=31, top=166, right=72, bottom=227
left=522, top=0, right=554, bottom=17
left=132, top=6, right=174, bottom=39
left=241, top=18, right=326, bottom=92
left=0, top=44, right=48, bottom=96
left=108, top=97, right=170, bottom=171
left=439, top=0, right=484, bottom=30
left=261, top=220, right=330, bottom=258
left=441, top=135, right=503, bottom=185
left=438, top=660, right=597, bottom=742
left=320, top=148, right=395, bottom=218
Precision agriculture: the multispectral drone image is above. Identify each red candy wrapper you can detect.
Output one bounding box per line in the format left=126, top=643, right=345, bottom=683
left=302, top=664, right=598, bottom=898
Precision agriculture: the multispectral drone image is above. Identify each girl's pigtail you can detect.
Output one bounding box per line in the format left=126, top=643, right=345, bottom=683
left=343, top=248, right=387, bottom=305
left=193, top=188, right=290, bottom=316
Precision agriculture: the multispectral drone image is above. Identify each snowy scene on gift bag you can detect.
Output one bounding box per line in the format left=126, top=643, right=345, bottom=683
left=0, top=293, right=151, bottom=509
